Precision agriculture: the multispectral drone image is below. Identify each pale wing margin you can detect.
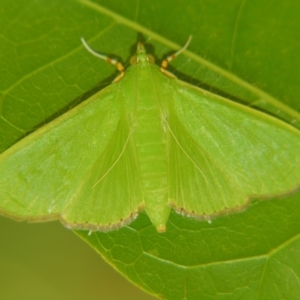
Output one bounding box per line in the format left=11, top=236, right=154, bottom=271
left=0, top=84, right=143, bottom=230
left=167, top=79, right=300, bottom=217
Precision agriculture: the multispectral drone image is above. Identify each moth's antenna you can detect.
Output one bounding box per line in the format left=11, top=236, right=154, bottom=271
left=81, top=38, right=125, bottom=77
left=161, top=35, right=193, bottom=69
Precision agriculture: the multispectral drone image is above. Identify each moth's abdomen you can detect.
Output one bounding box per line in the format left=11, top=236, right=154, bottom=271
left=134, top=103, right=169, bottom=232
left=135, top=107, right=167, bottom=186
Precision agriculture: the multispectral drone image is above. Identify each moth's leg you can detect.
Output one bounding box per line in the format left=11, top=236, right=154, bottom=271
left=81, top=38, right=125, bottom=82
left=160, top=36, right=192, bottom=78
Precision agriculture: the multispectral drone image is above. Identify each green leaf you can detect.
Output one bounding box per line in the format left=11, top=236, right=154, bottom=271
left=0, top=0, right=300, bottom=299
left=2, top=37, right=299, bottom=234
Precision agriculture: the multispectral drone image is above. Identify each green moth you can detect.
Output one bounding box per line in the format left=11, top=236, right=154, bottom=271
left=0, top=37, right=300, bottom=233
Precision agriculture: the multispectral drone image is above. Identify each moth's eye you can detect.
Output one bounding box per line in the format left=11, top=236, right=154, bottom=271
left=147, top=54, right=155, bottom=64
left=130, top=55, right=138, bottom=65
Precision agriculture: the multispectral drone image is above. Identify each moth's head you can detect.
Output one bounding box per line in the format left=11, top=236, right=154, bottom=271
left=130, top=42, right=155, bottom=65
